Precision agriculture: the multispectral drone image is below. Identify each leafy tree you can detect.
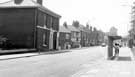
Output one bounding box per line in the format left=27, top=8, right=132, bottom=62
left=90, top=26, right=92, bottom=32
left=93, top=27, right=97, bottom=31
left=130, top=2, right=135, bottom=38
left=72, top=20, right=80, bottom=28
left=63, top=22, right=68, bottom=28
left=86, top=23, right=89, bottom=29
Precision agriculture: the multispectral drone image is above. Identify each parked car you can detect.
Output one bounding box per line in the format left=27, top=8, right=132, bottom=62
left=101, top=43, right=106, bottom=47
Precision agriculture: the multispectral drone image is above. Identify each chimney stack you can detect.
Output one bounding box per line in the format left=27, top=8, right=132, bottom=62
left=37, top=0, right=43, bottom=5
left=14, top=0, right=23, bottom=4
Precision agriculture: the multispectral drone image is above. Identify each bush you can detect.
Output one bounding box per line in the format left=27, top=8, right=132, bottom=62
left=0, top=36, right=14, bottom=49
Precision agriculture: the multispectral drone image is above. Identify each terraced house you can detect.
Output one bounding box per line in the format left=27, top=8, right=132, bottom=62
left=59, top=25, right=71, bottom=49
left=65, top=25, right=81, bottom=48
left=0, top=0, right=61, bottom=51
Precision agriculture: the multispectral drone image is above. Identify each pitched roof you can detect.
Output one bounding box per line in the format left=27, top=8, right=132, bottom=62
left=0, top=0, right=61, bottom=18
left=108, top=36, right=122, bottom=40
left=67, top=25, right=80, bottom=32
left=59, top=26, right=71, bottom=33
left=83, top=27, right=91, bottom=33
left=74, top=25, right=90, bottom=33
left=77, top=25, right=84, bottom=31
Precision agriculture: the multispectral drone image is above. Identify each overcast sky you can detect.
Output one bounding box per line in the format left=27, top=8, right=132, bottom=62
left=44, top=0, right=133, bottom=35
left=0, top=0, right=135, bottom=36
left=43, top=0, right=134, bottom=36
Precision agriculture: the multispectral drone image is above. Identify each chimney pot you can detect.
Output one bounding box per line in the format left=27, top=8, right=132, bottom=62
left=37, top=0, right=43, bottom=5
left=14, top=0, right=23, bottom=4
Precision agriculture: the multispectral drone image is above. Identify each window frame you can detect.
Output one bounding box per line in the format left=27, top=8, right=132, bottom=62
left=43, top=33, right=47, bottom=47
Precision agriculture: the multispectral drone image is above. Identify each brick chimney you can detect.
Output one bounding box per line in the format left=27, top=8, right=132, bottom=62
left=14, top=0, right=23, bottom=4
left=37, top=0, right=43, bottom=5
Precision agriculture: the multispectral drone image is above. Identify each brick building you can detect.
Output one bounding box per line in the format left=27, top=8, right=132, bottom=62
left=0, top=0, right=61, bottom=51
left=59, top=25, right=71, bottom=49
left=76, top=25, right=90, bottom=47
left=66, top=25, right=81, bottom=48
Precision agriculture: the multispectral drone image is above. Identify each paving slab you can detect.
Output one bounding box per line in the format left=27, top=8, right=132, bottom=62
left=0, top=47, right=93, bottom=60
left=0, top=50, right=71, bottom=60
left=72, top=47, right=135, bottom=77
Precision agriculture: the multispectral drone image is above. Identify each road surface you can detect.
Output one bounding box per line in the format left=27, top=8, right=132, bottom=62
left=5, top=46, right=135, bottom=77
left=0, top=46, right=134, bottom=77
left=0, top=46, right=109, bottom=77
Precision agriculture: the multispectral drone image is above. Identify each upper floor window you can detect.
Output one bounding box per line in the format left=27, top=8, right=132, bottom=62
left=44, top=14, right=47, bottom=28
left=76, top=32, right=80, bottom=37
left=72, top=32, right=76, bottom=38
left=52, top=17, right=54, bottom=28
left=71, top=32, right=74, bottom=38
left=66, top=34, right=70, bottom=39
left=46, top=14, right=51, bottom=28
left=50, top=16, right=53, bottom=28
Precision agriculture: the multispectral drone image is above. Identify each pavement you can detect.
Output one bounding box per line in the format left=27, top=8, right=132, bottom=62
left=72, top=47, right=135, bottom=77
left=0, top=47, right=90, bottom=60
left=0, top=53, right=38, bottom=60
left=0, top=46, right=105, bottom=77
left=0, top=46, right=135, bottom=77
left=0, top=50, right=70, bottom=60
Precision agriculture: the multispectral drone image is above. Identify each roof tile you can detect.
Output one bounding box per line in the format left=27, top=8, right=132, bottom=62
left=67, top=25, right=80, bottom=32
left=59, top=26, right=71, bottom=33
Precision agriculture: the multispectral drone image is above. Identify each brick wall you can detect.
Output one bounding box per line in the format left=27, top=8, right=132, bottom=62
left=0, top=8, right=36, bottom=48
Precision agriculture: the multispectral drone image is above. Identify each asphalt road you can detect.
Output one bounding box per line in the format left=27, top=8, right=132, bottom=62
left=0, top=46, right=107, bottom=77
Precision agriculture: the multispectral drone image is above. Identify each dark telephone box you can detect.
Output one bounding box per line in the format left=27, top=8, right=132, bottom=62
left=107, top=36, right=122, bottom=60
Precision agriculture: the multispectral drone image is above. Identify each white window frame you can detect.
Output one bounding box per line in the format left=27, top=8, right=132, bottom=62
left=50, top=16, right=53, bottom=27
left=43, top=33, right=47, bottom=47
left=66, top=33, right=70, bottom=39
left=44, top=15, right=47, bottom=28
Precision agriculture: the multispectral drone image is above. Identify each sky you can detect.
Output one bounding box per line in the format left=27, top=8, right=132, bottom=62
left=43, top=0, right=134, bottom=36
left=0, top=0, right=135, bottom=36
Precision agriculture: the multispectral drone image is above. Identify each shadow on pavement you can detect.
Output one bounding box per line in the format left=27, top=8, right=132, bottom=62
left=41, top=50, right=72, bottom=55
left=116, top=56, right=132, bottom=61
left=109, top=56, right=132, bottom=61
left=0, top=50, right=72, bottom=61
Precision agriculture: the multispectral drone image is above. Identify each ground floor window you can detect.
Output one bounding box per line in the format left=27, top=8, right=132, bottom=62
left=43, top=33, right=47, bottom=47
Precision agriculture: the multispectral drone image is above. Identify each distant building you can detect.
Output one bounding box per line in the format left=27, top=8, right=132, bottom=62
left=0, top=0, right=61, bottom=51
left=59, top=26, right=71, bottom=49
left=82, top=26, right=91, bottom=47
left=66, top=25, right=81, bottom=48
left=89, top=28, right=99, bottom=45
left=104, top=26, right=118, bottom=44
left=109, top=26, right=118, bottom=36
left=97, top=30, right=105, bottom=44
left=121, top=36, right=129, bottom=47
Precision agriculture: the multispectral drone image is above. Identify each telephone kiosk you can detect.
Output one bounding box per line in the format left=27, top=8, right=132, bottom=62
left=107, top=36, right=122, bottom=60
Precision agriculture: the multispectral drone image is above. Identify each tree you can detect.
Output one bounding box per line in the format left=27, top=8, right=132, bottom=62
left=130, top=2, right=135, bottom=39
left=93, top=27, right=97, bottom=31
left=72, top=20, right=80, bottom=28
left=86, top=23, right=89, bottom=29
left=63, top=22, right=68, bottom=28
left=90, top=26, right=92, bottom=32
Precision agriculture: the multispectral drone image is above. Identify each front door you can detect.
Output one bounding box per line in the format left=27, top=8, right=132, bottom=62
left=53, top=32, right=57, bottom=50
left=49, top=31, right=53, bottom=50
